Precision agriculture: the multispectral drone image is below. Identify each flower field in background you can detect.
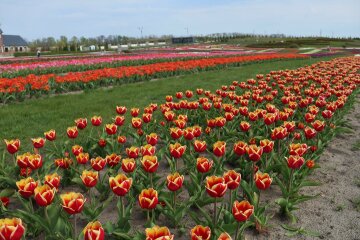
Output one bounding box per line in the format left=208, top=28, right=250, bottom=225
left=0, top=53, right=306, bottom=104
left=0, top=51, right=251, bottom=74
left=0, top=56, right=359, bottom=239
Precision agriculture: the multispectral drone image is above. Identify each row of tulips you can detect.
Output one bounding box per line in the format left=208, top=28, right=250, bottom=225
left=0, top=56, right=359, bottom=240
left=0, top=51, right=251, bottom=76
left=0, top=53, right=306, bottom=104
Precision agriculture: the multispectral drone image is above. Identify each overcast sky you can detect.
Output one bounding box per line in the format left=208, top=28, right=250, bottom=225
left=0, top=0, right=359, bottom=40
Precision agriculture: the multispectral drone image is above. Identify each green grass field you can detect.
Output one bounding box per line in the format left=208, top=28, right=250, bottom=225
left=0, top=56, right=337, bottom=149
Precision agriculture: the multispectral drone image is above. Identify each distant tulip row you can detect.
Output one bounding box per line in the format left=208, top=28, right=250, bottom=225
left=0, top=53, right=306, bottom=104
left=0, top=56, right=359, bottom=240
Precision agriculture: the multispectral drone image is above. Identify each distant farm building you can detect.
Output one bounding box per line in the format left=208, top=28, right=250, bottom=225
left=0, top=28, right=29, bottom=54
left=171, top=37, right=195, bottom=44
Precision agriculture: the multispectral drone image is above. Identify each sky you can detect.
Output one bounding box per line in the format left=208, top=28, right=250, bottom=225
left=0, top=0, right=359, bottom=40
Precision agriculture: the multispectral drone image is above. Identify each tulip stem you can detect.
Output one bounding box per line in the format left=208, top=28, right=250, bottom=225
left=150, top=173, right=153, bottom=188
left=74, top=214, right=77, bottom=239
left=213, top=198, right=217, bottom=228
left=121, top=197, right=125, bottom=218
left=229, top=189, right=233, bottom=212
left=287, top=169, right=294, bottom=198
left=147, top=210, right=150, bottom=222
left=173, top=191, right=177, bottom=209
left=234, top=221, right=241, bottom=240
left=44, top=206, right=50, bottom=225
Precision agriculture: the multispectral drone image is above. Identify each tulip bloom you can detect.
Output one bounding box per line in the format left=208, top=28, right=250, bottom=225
left=141, top=156, right=159, bottom=173
left=218, top=232, right=232, bottom=240
left=72, top=145, right=83, bottom=156
left=4, top=139, right=20, bottom=154
left=67, top=126, right=79, bottom=139
left=116, top=106, right=127, bottom=115
left=312, top=120, right=326, bottom=132
left=131, top=117, right=142, bottom=129
left=55, top=158, right=73, bottom=169
left=0, top=218, right=25, bottom=240
left=114, top=115, right=125, bottom=126
left=232, top=200, right=254, bottom=222
left=166, top=172, right=184, bottom=192
left=44, top=173, right=61, bottom=190
left=109, top=174, right=133, bottom=196
left=83, top=221, right=105, bottom=240
left=16, top=152, right=31, bottom=168
left=289, top=143, right=308, bottom=156
left=271, top=126, right=288, bottom=140
left=98, top=139, right=107, bottom=147
left=105, top=123, right=117, bottom=135
left=81, top=170, right=99, bottom=188
left=117, top=135, right=127, bottom=144
left=44, top=129, right=56, bottom=141
left=194, top=140, right=207, bottom=153
left=141, top=144, right=156, bottom=156
left=169, top=127, right=183, bottom=139
left=205, top=176, right=227, bottom=198
left=287, top=155, right=305, bottom=169
left=90, top=157, right=106, bottom=171
left=76, top=152, right=90, bottom=165
left=126, top=146, right=139, bottom=158
left=255, top=172, right=272, bottom=190
left=106, top=153, right=121, bottom=167
left=91, top=116, right=102, bottom=126
left=233, top=141, right=247, bottom=156
left=146, top=133, right=159, bottom=146
left=304, top=127, right=317, bottom=139
left=75, top=118, right=88, bottom=129
left=16, top=177, right=38, bottom=198
left=260, top=139, right=274, bottom=153
left=190, top=225, right=211, bottom=240
left=145, top=225, right=174, bottom=240
left=139, top=188, right=158, bottom=209
left=169, top=143, right=186, bottom=158
left=239, top=121, right=251, bottom=132
left=213, top=141, right=226, bottom=157
left=306, top=160, right=315, bottom=169
left=60, top=192, right=86, bottom=215
left=223, top=170, right=241, bottom=190
left=1, top=197, right=9, bottom=207
left=196, top=157, right=213, bottom=173
left=34, top=185, right=56, bottom=206
left=246, top=145, right=263, bottom=162
left=121, top=158, right=136, bottom=173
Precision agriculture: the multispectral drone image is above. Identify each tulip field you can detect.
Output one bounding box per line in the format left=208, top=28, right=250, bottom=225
left=0, top=54, right=359, bottom=240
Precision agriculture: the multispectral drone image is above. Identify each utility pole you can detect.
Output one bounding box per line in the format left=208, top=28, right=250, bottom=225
left=138, top=26, right=143, bottom=38
left=184, top=27, right=189, bottom=36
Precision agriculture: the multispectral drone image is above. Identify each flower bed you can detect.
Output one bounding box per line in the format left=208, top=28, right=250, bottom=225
left=0, top=56, right=359, bottom=240
left=0, top=53, right=306, bottom=104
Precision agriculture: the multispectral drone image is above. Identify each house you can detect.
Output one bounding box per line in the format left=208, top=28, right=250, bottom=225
left=0, top=28, right=29, bottom=54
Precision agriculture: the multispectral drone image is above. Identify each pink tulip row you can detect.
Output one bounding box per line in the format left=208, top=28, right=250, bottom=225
left=0, top=51, right=252, bottom=72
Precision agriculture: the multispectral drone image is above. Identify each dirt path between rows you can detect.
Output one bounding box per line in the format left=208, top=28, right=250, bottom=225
left=253, top=94, right=360, bottom=240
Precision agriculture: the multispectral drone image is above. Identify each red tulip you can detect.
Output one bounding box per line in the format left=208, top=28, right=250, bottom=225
left=27, top=154, right=43, bottom=170
left=131, top=117, right=142, bottom=129
left=233, top=141, right=248, bottom=156
left=287, top=155, right=305, bottom=169
left=255, top=172, right=272, bottom=190
left=141, top=156, right=159, bottom=173
left=106, top=153, right=121, bottom=167
left=109, top=174, right=133, bottom=196
left=239, top=121, right=251, bottom=132
left=91, top=116, right=102, bottom=126
left=83, top=221, right=105, bottom=240
left=306, top=160, right=315, bottom=169
left=0, top=218, right=25, bottom=240
left=232, top=200, right=254, bottom=222
left=260, top=139, right=274, bottom=153
left=72, top=145, right=83, bottom=156
left=139, top=188, right=158, bottom=209
left=141, top=144, right=156, bottom=156
left=121, top=158, right=136, bottom=173
left=223, top=170, right=241, bottom=190
left=105, top=123, right=117, bottom=135
left=169, top=127, right=183, bottom=139
left=31, top=137, right=46, bottom=149
left=146, top=133, right=159, bottom=146
left=0, top=197, right=9, bottom=207
left=44, top=129, right=56, bottom=141
left=218, top=232, right=232, bottom=240
left=304, top=127, right=317, bottom=139
left=117, top=135, right=127, bottom=144
left=116, top=106, right=127, bottom=115
left=60, top=192, right=86, bottom=215
left=246, top=145, right=263, bottom=162
left=81, top=170, right=99, bottom=188
left=76, top=152, right=89, bottom=164
left=4, top=139, right=20, bottom=154
left=196, top=157, right=213, bottom=173
left=44, top=173, right=61, bottom=190
left=145, top=225, right=174, bottom=240
left=166, top=172, right=184, bottom=192
left=126, top=146, right=139, bottom=158
left=194, top=140, right=207, bottom=153
left=75, top=118, right=88, bottom=129
left=91, top=157, right=106, bottom=171
left=16, top=177, right=38, bottom=198
left=67, top=126, right=79, bottom=139
left=169, top=143, right=186, bottom=158
left=213, top=141, right=226, bottom=157
left=34, top=185, right=56, bottom=206
left=131, top=108, right=140, bottom=117
left=55, top=158, right=73, bottom=169
left=190, top=225, right=211, bottom=240
left=205, top=176, right=227, bottom=198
